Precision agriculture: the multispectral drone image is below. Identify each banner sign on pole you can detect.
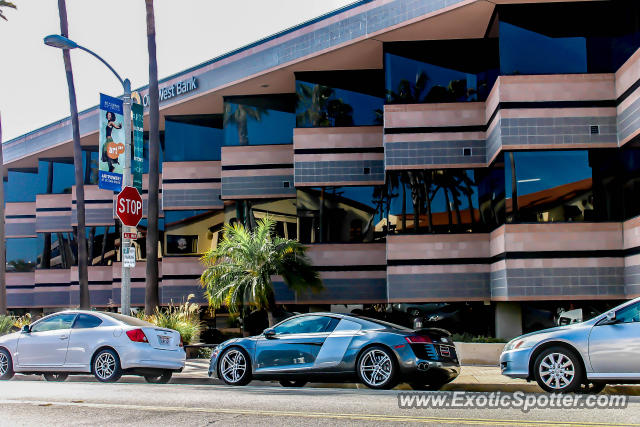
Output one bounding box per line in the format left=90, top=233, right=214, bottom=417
left=132, top=103, right=144, bottom=193
left=99, top=93, right=125, bottom=191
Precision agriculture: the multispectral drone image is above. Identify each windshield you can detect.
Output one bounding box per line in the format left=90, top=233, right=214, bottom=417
left=104, top=312, right=154, bottom=327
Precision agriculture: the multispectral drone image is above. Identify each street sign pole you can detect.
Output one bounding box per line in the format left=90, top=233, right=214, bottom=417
left=121, top=79, right=132, bottom=316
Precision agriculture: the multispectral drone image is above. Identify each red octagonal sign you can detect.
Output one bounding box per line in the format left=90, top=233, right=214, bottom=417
left=116, top=186, right=143, bottom=227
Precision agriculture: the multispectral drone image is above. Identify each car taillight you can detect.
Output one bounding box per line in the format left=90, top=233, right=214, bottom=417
left=126, top=329, right=148, bottom=343
left=179, top=336, right=184, bottom=347
left=405, top=335, right=432, bottom=344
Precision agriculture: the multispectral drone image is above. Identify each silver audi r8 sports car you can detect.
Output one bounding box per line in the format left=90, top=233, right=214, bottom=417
left=208, top=312, right=459, bottom=390
left=0, top=310, right=185, bottom=383
left=501, top=297, right=640, bottom=393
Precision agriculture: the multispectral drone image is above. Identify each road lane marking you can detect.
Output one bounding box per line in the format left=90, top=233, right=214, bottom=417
left=0, top=400, right=637, bottom=426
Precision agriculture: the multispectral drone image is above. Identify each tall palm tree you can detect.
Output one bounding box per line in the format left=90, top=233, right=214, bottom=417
left=57, top=0, right=89, bottom=308
left=145, top=0, right=160, bottom=315
left=200, top=217, right=322, bottom=327
left=386, top=71, right=429, bottom=104
left=223, top=103, right=266, bottom=145
left=0, top=1, right=17, bottom=316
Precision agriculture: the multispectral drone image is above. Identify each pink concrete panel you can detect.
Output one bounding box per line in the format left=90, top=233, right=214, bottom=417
left=503, top=223, right=623, bottom=252
left=384, top=131, right=485, bottom=143
left=7, top=272, right=35, bottom=286
left=36, top=194, right=72, bottom=209
left=221, top=168, right=294, bottom=178
left=386, top=234, right=489, bottom=260
left=162, top=161, right=221, bottom=180
left=493, top=294, right=624, bottom=302
left=72, top=185, right=113, bottom=202
left=222, top=145, right=293, bottom=166
left=622, top=218, right=640, bottom=249
left=307, top=243, right=386, bottom=266
left=384, top=102, right=484, bottom=128
left=6, top=202, right=36, bottom=216
left=294, top=127, right=382, bottom=149
left=500, top=108, right=616, bottom=119
left=489, top=226, right=506, bottom=257
left=615, top=47, right=640, bottom=98
left=319, top=270, right=387, bottom=279
left=385, top=163, right=486, bottom=171
left=624, top=253, right=640, bottom=267
left=162, top=257, right=203, bottom=276
left=498, top=74, right=615, bottom=103
left=388, top=264, right=489, bottom=275
left=295, top=153, right=383, bottom=162
left=505, top=257, right=623, bottom=269
left=35, top=269, right=71, bottom=284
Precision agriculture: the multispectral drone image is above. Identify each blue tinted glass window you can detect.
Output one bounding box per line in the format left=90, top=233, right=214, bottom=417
left=500, top=21, right=587, bottom=75
left=86, top=226, right=117, bottom=266
left=6, top=170, right=38, bottom=202
left=621, top=146, right=640, bottom=220
left=82, top=150, right=99, bottom=185
left=38, top=160, right=75, bottom=194
left=6, top=238, right=38, bottom=272
left=36, top=232, right=77, bottom=269
left=164, top=210, right=224, bottom=256
left=224, top=95, right=296, bottom=146
left=165, top=118, right=223, bottom=161
left=295, top=70, right=384, bottom=127
left=384, top=39, right=499, bottom=104
left=505, top=150, right=621, bottom=223
left=142, top=135, right=164, bottom=174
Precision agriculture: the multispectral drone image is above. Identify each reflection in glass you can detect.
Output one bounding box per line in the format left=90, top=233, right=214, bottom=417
left=223, top=95, right=296, bottom=146
left=86, top=226, right=118, bottom=266
left=164, top=210, right=225, bottom=256
left=295, top=70, right=384, bottom=127
left=37, top=232, right=77, bottom=269
left=164, top=115, right=223, bottom=161
left=5, top=169, right=38, bottom=203
left=384, top=39, right=499, bottom=104
left=297, top=186, right=385, bottom=243
left=6, top=238, right=38, bottom=272
left=225, top=199, right=298, bottom=240
left=621, top=146, right=640, bottom=220
left=505, top=150, right=622, bottom=223
left=386, top=167, right=504, bottom=234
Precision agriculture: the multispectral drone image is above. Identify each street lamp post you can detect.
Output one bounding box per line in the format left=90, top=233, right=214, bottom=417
left=44, top=34, right=134, bottom=316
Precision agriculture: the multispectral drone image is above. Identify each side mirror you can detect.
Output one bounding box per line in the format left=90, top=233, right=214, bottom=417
left=263, top=328, right=276, bottom=339
left=21, top=325, right=31, bottom=334
left=600, top=312, right=618, bottom=325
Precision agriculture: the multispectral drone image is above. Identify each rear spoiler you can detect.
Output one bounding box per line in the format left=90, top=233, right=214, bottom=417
left=414, top=328, right=452, bottom=337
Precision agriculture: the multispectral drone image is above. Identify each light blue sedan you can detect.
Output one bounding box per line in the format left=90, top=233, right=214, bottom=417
left=500, top=297, right=640, bottom=393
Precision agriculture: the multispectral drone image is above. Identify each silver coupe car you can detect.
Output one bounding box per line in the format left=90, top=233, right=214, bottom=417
left=500, top=297, right=640, bottom=393
left=208, top=312, right=460, bottom=390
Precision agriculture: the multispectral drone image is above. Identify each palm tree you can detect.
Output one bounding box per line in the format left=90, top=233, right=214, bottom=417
left=0, top=1, right=15, bottom=21
left=200, top=217, right=322, bottom=327
left=0, top=1, right=17, bottom=316
left=57, top=0, right=89, bottom=308
left=386, top=71, right=429, bottom=104
left=145, top=0, right=160, bottom=315
left=296, top=83, right=332, bottom=127
left=223, top=103, right=266, bottom=145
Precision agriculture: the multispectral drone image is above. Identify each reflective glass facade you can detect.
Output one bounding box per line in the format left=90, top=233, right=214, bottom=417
left=37, top=232, right=77, bottom=269
left=5, top=169, right=38, bottom=202
left=223, top=95, right=296, bottom=146
left=295, top=70, right=384, bottom=127
left=6, top=238, right=38, bottom=272
left=164, top=115, right=223, bottom=161
left=384, top=39, right=499, bottom=104
left=164, top=210, right=225, bottom=256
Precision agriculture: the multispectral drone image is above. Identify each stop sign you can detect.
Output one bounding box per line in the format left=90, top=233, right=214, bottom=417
left=116, top=186, right=143, bottom=227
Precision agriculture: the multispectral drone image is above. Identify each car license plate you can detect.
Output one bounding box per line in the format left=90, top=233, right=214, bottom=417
left=158, top=335, right=171, bottom=345
left=439, top=345, right=451, bottom=358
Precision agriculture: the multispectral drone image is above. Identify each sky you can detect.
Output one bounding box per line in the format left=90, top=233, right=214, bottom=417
left=0, top=0, right=356, bottom=142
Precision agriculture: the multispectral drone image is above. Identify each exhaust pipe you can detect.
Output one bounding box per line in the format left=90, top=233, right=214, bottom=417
left=417, top=362, right=430, bottom=371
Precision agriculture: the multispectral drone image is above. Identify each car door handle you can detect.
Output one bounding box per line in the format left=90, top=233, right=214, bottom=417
left=59, top=335, right=69, bottom=340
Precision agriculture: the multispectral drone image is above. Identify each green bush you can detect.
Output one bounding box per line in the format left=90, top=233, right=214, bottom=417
left=0, top=316, right=14, bottom=336
left=137, top=295, right=202, bottom=345
left=451, top=333, right=507, bottom=343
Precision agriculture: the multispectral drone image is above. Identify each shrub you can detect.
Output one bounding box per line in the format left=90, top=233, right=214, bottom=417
left=0, top=316, right=14, bottom=336
left=451, top=333, right=507, bottom=343
left=137, top=295, right=202, bottom=345
left=13, top=313, right=32, bottom=330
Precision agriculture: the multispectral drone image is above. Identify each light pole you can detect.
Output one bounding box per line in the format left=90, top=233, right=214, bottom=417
left=44, top=34, right=133, bottom=316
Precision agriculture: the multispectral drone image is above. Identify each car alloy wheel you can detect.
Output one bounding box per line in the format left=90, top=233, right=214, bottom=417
left=219, top=348, right=251, bottom=386
left=93, top=349, right=122, bottom=383
left=534, top=346, right=583, bottom=393
left=0, top=349, right=14, bottom=381
left=358, top=346, right=397, bottom=389
left=43, top=373, right=69, bottom=382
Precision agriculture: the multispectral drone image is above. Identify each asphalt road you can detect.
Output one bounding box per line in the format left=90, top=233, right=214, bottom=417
left=2, top=381, right=640, bottom=426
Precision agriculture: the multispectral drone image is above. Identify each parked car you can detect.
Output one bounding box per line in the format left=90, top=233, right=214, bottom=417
left=0, top=310, right=185, bottom=383
left=500, top=297, right=640, bottom=393
left=208, top=312, right=459, bottom=390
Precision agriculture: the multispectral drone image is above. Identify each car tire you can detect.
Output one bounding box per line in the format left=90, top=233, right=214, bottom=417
left=0, top=348, right=14, bottom=381
left=92, top=349, right=123, bottom=383
left=43, top=373, right=69, bottom=382
left=218, top=347, right=252, bottom=386
left=357, top=345, right=398, bottom=390
left=144, top=371, right=173, bottom=384
left=533, top=346, right=583, bottom=393
left=279, top=380, right=307, bottom=388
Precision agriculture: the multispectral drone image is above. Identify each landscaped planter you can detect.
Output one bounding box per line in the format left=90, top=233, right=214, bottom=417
left=454, top=342, right=505, bottom=366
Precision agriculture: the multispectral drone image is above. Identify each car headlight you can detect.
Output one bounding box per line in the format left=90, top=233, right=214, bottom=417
left=504, top=336, right=539, bottom=352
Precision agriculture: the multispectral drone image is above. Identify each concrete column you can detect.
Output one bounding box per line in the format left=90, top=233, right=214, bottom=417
left=495, top=302, right=523, bottom=340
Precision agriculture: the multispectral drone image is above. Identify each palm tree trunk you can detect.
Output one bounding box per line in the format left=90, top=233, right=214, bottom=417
left=0, top=113, right=5, bottom=315
left=99, top=225, right=109, bottom=265
left=266, top=286, right=277, bottom=327
left=444, top=188, right=452, bottom=230
left=87, top=227, right=95, bottom=266
left=58, top=0, right=90, bottom=308
left=509, top=152, right=518, bottom=221
left=145, top=0, right=160, bottom=315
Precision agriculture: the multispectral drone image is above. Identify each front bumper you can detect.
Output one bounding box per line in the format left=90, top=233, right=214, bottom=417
left=500, top=348, right=533, bottom=379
